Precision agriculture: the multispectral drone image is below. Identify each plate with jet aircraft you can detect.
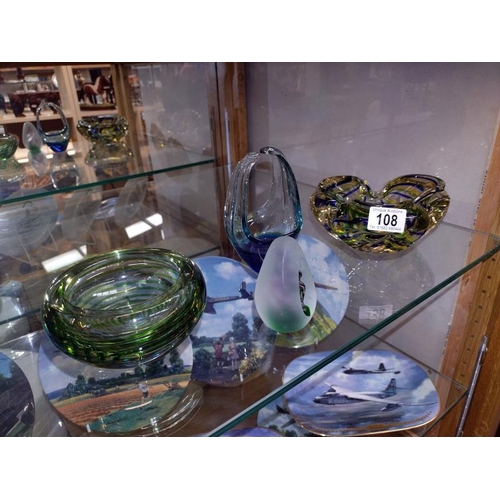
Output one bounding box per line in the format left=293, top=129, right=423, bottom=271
left=342, top=362, right=401, bottom=375
left=282, top=349, right=440, bottom=436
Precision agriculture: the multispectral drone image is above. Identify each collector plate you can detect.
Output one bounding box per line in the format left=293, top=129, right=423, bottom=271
left=0, top=351, right=35, bottom=437
left=256, top=397, right=318, bottom=437
left=283, top=349, right=440, bottom=436
left=220, top=426, right=282, bottom=437
left=191, top=256, right=276, bottom=387
left=274, top=234, right=349, bottom=348
left=38, top=333, right=198, bottom=436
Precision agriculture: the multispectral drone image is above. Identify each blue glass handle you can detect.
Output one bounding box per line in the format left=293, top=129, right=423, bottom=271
left=36, top=101, right=70, bottom=153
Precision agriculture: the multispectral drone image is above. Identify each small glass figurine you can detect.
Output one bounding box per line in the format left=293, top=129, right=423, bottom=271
left=254, top=236, right=316, bottom=333
left=22, top=122, right=48, bottom=176
left=224, top=146, right=303, bottom=273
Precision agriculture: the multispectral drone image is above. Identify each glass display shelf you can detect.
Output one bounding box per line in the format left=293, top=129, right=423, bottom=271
left=0, top=307, right=472, bottom=438
left=1, top=139, right=215, bottom=206
left=0, top=154, right=221, bottom=343
left=1, top=205, right=498, bottom=436
left=2, top=153, right=499, bottom=437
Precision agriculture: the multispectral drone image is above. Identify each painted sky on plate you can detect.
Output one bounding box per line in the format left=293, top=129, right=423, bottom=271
left=284, top=349, right=437, bottom=402
left=0, top=352, right=13, bottom=378
left=298, top=234, right=349, bottom=323
left=192, top=257, right=258, bottom=339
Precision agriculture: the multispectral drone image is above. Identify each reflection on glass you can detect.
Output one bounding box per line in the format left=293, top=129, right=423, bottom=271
left=61, top=187, right=103, bottom=241
left=22, top=122, right=48, bottom=176
left=114, top=177, right=148, bottom=227
left=0, top=280, right=29, bottom=343
left=0, top=188, right=59, bottom=257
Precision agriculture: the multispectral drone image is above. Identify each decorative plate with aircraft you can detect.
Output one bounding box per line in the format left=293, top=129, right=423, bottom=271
left=274, top=234, right=350, bottom=348
left=0, top=351, right=35, bottom=437
left=190, top=256, right=276, bottom=387
left=256, top=396, right=319, bottom=437
left=220, top=426, right=282, bottom=437
left=282, top=349, right=440, bottom=436
left=38, top=333, right=198, bottom=436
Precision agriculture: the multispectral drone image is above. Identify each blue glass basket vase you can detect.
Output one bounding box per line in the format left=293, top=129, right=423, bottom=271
left=36, top=101, right=70, bottom=153
left=224, top=146, right=303, bottom=273
left=36, top=101, right=78, bottom=188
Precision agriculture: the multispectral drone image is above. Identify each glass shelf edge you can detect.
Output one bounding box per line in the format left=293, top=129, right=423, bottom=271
left=0, top=157, right=216, bottom=206
left=207, top=241, right=500, bottom=437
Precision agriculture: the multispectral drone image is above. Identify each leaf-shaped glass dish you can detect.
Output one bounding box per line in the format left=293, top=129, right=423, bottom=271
left=310, top=174, right=450, bottom=253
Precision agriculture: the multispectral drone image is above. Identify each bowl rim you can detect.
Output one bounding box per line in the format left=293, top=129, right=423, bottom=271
left=313, top=173, right=448, bottom=210
left=45, top=247, right=195, bottom=319
left=77, top=114, right=128, bottom=127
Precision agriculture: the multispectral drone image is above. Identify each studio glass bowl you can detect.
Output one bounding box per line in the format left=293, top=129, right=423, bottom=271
left=0, top=133, right=25, bottom=184
left=310, top=174, right=450, bottom=253
left=0, top=133, right=18, bottom=159
left=41, top=248, right=206, bottom=368
left=77, top=115, right=129, bottom=145
left=77, top=115, right=133, bottom=170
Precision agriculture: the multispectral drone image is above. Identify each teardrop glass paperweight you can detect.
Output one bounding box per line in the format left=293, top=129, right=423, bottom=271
left=254, top=236, right=317, bottom=333
left=224, top=146, right=303, bottom=273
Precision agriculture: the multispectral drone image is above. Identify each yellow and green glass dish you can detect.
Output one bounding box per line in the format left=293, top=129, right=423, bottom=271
left=310, top=174, right=450, bottom=253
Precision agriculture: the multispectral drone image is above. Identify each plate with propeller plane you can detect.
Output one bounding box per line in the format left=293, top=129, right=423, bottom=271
left=282, top=349, right=440, bottom=436
left=342, top=362, right=401, bottom=375
left=204, top=280, right=254, bottom=314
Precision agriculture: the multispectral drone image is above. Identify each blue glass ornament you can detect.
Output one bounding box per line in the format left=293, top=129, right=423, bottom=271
left=22, top=122, right=48, bottom=176
left=36, top=101, right=78, bottom=188
left=36, top=101, right=70, bottom=153
left=224, top=146, right=303, bottom=273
